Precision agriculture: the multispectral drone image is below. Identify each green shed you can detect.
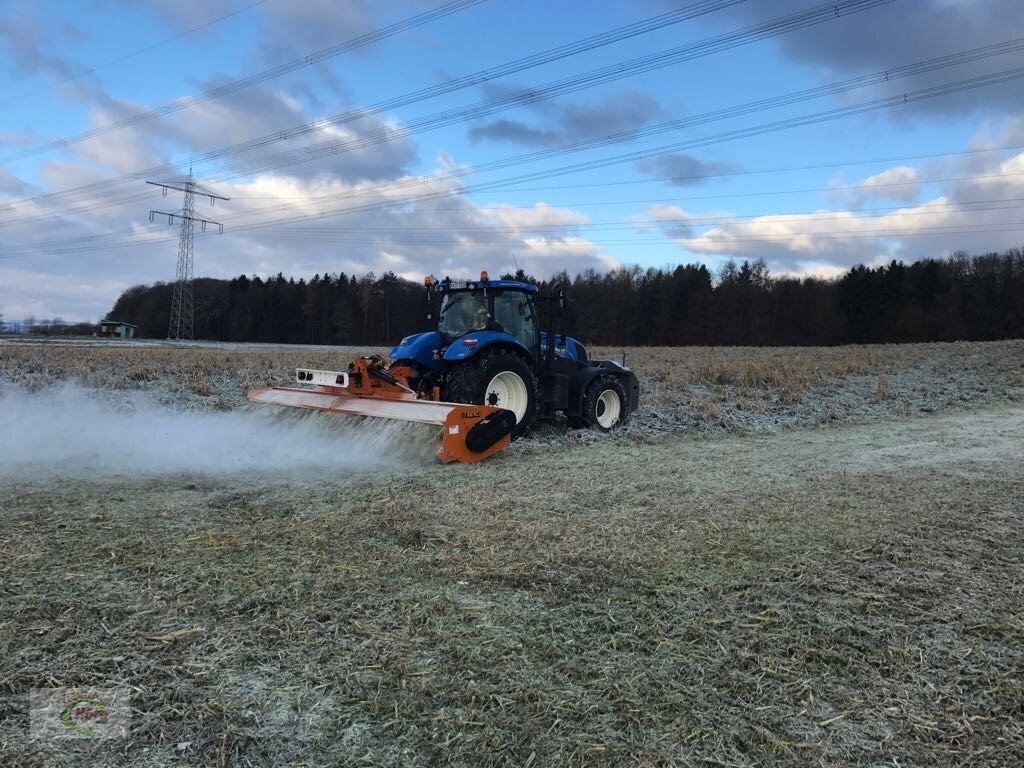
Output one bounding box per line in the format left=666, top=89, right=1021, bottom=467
left=99, top=321, right=137, bottom=339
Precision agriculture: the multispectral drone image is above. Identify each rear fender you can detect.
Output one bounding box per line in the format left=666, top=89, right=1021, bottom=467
left=443, top=331, right=533, bottom=363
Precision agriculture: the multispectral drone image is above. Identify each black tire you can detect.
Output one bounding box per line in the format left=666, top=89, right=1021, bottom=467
left=577, top=375, right=629, bottom=432
left=445, top=349, right=538, bottom=439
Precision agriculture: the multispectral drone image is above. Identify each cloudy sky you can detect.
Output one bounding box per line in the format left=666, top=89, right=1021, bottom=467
left=2, top=0, right=1024, bottom=322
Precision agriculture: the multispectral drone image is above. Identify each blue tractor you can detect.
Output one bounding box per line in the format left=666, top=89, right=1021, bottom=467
left=388, top=273, right=640, bottom=438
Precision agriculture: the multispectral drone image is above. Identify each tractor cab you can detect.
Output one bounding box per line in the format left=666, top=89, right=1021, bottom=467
left=436, top=277, right=541, bottom=358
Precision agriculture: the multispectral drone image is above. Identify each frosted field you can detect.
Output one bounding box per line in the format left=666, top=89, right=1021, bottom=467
left=1, top=339, right=1022, bottom=767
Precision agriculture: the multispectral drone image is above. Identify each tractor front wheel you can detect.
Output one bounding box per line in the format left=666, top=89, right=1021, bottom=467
left=446, top=350, right=538, bottom=439
left=577, top=375, right=629, bottom=432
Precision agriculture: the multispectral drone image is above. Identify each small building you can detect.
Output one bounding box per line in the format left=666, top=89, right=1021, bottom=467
left=98, top=320, right=137, bottom=339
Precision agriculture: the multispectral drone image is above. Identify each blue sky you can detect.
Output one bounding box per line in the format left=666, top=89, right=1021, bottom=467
left=2, top=0, right=1024, bottom=321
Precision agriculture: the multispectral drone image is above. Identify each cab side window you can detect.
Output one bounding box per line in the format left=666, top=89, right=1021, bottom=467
left=493, top=292, right=539, bottom=355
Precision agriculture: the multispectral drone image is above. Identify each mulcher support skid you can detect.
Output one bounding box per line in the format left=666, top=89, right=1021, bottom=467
left=247, top=356, right=514, bottom=463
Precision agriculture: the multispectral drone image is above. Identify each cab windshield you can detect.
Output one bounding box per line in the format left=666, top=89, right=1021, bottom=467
left=438, top=292, right=489, bottom=339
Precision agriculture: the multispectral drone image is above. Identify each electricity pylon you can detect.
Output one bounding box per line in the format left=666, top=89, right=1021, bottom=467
left=147, top=171, right=229, bottom=340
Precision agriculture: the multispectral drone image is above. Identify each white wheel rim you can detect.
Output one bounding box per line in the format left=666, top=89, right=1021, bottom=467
left=485, top=371, right=529, bottom=423
left=596, top=389, right=622, bottom=429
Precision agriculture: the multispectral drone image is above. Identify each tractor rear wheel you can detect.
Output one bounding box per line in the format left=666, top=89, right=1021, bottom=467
left=446, top=350, right=538, bottom=439
left=577, top=375, right=629, bottom=432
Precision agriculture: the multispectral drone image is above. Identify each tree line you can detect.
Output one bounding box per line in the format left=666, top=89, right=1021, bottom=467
left=0, top=316, right=96, bottom=336
left=105, top=248, right=1024, bottom=346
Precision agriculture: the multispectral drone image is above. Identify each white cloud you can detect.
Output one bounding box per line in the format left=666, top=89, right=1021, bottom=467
left=0, top=161, right=613, bottom=319
left=676, top=196, right=1019, bottom=270
left=639, top=204, right=694, bottom=239
left=0, top=265, right=131, bottom=322
left=829, top=166, right=921, bottom=206
left=480, top=202, right=590, bottom=232
left=522, top=236, right=600, bottom=258
left=655, top=146, right=1024, bottom=273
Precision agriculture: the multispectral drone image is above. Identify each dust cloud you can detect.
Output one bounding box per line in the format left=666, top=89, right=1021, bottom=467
left=0, top=384, right=435, bottom=479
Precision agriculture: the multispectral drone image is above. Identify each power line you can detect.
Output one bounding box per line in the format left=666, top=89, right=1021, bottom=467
left=0, top=0, right=489, bottom=164
left=0, top=0, right=745, bottom=214
left=9, top=144, right=1024, bottom=232
left=219, top=159, right=1024, bottom=204
left=8, top=56, right=1024, bottom=264
left=0, top=0, right=942, bottom=234
left=493, top=145, right=1024, bottom=193
left=194, top=39, right=1024, bottom=227
left=12, top=174, right=1024, bottom=264
left=0, top=0, right=269, bottom=108
left=9, top=12, right=1024, bottom=260
left=190, top=0, right=897, bottom=187
left=467, top=168, right=1024, bottom=210
left=7, top=64, right=1024, bottom=261
left=209, top=64, right=1024, bottom=235
left=0, top=0, right=864, bottom=214
left=217, top=218, right=1024, bottom=247
left=8, top=219, right=1024, bottom=260
left=10, top=193, right=1024, bottom=261
left=257, top=198, right=1024, bottom=235
left=247, top=205, right=1024, bottom=240
left=17, top=196, right=1024, bottom=248
left=363, top=169, right=1024, bottom=211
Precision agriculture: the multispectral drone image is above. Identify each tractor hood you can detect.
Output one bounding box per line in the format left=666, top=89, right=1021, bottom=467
left=390, top=331, right=443, bottom=370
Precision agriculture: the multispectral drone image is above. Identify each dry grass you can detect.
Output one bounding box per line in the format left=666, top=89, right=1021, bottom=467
left=1, top=408, right=1022, bottom=766
left=0, top=340, right=960, bottom=396
left=691, top=348, right=879, bottom=389
left=3, top=339, right=1023, bottom=437
left=586, top=340, right=1024, bottom=435
left=0, top=344, right=385, bottom=410
left=1, top=340, right=1023, bottom=764
left=873, top=373, right=890, bottom=403
left=595, top=345, right=895, bottom=392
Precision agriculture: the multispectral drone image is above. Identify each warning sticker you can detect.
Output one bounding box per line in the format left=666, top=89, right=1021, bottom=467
left=448, top=425, right=460, bottom=435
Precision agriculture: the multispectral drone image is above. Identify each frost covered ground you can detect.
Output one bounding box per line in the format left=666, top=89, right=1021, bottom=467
left=2, top=337, right=1022, bottom=437
left=1, top=338, right=1022, bottom=767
